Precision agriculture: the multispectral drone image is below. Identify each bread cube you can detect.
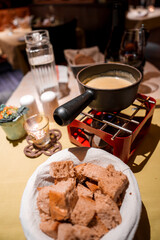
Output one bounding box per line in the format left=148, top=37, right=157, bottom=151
left=95, top=193, right=122, bottom=230
left=70, top=196, right=95, bottom=226
left=74, top=163, right=106, bottom=182
left=40, top=218, right=59, bottom=239
left=98, top=164, right=129, bottom=202
left=49, top=160, right=75, bottom=182
left=77, top=183, right=93, bottom=198
left=37, top=185, right=55, bottom=215
left=57, top=223, right=99, bottom=240
left=49, top=178, right=78, bottom=221
left=89, top=215, right=109, bottom=238
left=85, top=181, right=100, bottom=193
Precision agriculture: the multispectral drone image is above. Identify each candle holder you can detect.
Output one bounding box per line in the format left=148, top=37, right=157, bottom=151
left=24, top=114, right=50, bottom=148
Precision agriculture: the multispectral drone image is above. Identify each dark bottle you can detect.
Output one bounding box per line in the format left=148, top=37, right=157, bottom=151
left=104, top=0, right=127, bottom=63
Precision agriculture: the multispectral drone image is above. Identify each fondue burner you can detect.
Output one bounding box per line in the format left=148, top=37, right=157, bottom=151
left=67, top=93, right=156, bottom=163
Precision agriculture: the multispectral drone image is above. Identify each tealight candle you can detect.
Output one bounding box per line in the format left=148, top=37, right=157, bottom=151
left=24, top=114, right=50, bottom=148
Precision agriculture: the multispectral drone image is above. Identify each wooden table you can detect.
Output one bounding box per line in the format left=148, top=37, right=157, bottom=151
left=0, top=62, right=160, bottom=240
left=0, top=27, right=31, bottom=74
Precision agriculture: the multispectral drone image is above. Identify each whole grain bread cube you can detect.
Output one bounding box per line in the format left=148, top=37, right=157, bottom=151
left=106, top=164, right=128, bottom=180
left=49, top=160, right=75, bottom=182
left=73, top=224, right=99, bottom=240
left=37, top=185, right=55, bottom=215
left=77, top=183, right=93, bottom=198
left=39, top=211, right=51, bottom=222
left=57, top=223, right=99, bottom=240
left=70, top=196, right=95, bottom=226
left=85, top=181, right=100, bottom=193
left=74, top=163, right=106, bottom=182
left=95, top=193, right=122, bottom=230
left=74, top=163, right=87, bottom=182
left=49, top=178, right=78, bottom=221
left=40, top=218, right=59, bottom=239
left=98, top=164, right=129, bottom=202
left=89, top=215, right=109, bottom=238
left=57, top=223, right=74, bottom=240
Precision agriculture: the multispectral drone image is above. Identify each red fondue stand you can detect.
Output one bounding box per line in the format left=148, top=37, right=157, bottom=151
left=67, top=93, right=156, bottom=163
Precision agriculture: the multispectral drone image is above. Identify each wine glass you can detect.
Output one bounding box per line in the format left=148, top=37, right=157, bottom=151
left=119, top=29, right=144, bottom=72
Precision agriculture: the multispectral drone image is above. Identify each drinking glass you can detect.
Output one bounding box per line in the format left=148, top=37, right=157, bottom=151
left=119, top=29, right=144, bottom=72
left=24, top=114, right=50, bottom=148
left=25, top=30, right=59, bottom=97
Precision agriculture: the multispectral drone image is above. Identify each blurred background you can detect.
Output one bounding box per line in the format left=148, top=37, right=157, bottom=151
left=0, top=0, right=160, bottom=103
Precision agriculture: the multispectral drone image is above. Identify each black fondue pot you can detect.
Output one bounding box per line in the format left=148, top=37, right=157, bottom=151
left=54, top=63, right=142, bottom=126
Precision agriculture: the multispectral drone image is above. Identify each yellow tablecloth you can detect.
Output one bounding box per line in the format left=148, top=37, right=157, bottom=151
left=0, top=120, right=74, bottom=240
left=0, top=100, right=160, bottom=240
left=129, top=99, right=160, bottom=240
left=0, top=63, right=160, bottom=240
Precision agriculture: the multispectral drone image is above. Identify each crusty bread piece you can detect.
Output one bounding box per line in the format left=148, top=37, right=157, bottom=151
left=98, top=164, right=129, bottom=202
left=89, top=215, right=109, bottom=238
left=40, top=218, right=59, bottom=239
left=70, top=196, right=95, bottom=226
left=95, top=193, right=122, bottom=230
left=49, top=178, right=78, bottom=221
left=39, top=211, right=51, bottom=222
left=57, top=223, right=73, bottom=240
left=77, top=183, right=93, bottom=198
left=74, top=163, right=106, bottom=182
left=106, top=164, right=127, bottom=179
left=74, top=163, right=86, bottom=182
left=38, top=162, right=129, bottom=239
left=37, top=185, right=55, bottom=215
left=57, top=223, right=99, bottom=240
left=49, top=160, right=75, bottom=182
left=85, top=181, right=100, bottom=193
left=73, top=224, right=99, bottom=240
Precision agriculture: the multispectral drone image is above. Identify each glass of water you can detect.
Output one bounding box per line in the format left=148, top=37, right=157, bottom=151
left=25, top=30, right=59, bottom=97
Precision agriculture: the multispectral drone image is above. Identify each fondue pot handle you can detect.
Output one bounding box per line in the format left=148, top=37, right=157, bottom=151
left=53, top=89, right=94, bottom=126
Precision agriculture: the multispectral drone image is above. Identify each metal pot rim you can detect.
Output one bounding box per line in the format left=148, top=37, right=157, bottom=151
left=76, top=62, right=142, bottom=91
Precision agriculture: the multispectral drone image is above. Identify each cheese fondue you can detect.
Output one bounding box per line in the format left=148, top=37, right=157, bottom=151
left=86, top=76, right=132, bottom=89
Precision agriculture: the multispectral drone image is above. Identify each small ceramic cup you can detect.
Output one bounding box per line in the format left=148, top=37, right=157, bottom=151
left=0, top=115, right=26, bottom=140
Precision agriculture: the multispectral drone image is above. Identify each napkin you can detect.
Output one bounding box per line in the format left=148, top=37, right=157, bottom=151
left=20, top=147, right=142, bottom=240
left=64, top=46, right=104, bottom=66
left=64, top=46, right=104, bottom=77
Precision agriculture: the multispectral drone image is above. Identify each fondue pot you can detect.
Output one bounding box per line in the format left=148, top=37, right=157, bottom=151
left=54, top=63, right=142, bottom=126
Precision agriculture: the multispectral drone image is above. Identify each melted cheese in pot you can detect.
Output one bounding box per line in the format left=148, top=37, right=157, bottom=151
left=86, top=76, right=132, bottom=89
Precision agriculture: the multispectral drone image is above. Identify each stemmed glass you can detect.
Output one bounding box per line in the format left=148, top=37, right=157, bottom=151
left=119, top=28, right=145, bottom=73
